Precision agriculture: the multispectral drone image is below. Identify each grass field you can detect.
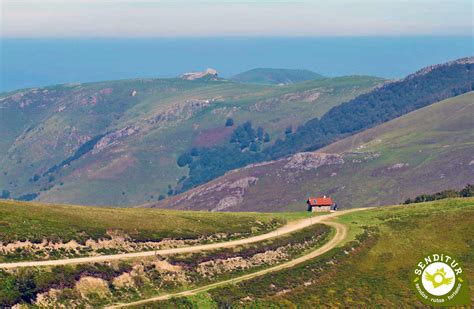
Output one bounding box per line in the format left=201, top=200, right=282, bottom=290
left=0, top=200, right=309, bottom=245
left=157, top=198, right=474, bottom=307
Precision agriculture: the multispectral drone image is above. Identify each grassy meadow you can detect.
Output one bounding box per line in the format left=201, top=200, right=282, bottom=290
left=0, top=199, right=307, bottom=244
left=155, top=198, right=474, bottom=307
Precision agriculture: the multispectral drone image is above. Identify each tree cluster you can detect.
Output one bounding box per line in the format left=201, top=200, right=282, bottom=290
left=403, top=184, right=474, bottom=204
left=175, top=121, right=270, bottom=192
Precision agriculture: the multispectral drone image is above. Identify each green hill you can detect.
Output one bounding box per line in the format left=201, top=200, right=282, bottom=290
left=150, top=92, right=474, bottom=211
left=168, top=58, right=474, bottom=193
left=1, top=58, right=471, bottom=207
left=0, top=76, right=381, bottom=206
left=231, top=68, right=324, bottom=85
left=0, top=198, right=472, bottom=307
left=176, top=198, right=473, bottom=307
left=0, top=199, right=289, bottom=244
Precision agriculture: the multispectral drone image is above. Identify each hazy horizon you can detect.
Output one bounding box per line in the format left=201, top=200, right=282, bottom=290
left=2, top=0, right=472, bottom=37
left=1, top=36, right=472, bottom=92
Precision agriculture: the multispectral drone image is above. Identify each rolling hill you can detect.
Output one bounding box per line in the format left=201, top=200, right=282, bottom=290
left=0, top=197, right=472, bottom=307
left=231, top=68, right=324, bottom=85
left=1, top=58, right=472, bottom=207
left=169, top=198, right=473, bottom=307
left=169, top=57, right=474, bottom=194
left=149, top=91, right=474, bottom=212
left=0, top=75, right=382, bottom=206
left=0, top=199, right=288, bottom=246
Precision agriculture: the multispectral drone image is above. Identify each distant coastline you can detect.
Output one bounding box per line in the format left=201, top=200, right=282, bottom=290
left=1, top=36, right=472, bottom=92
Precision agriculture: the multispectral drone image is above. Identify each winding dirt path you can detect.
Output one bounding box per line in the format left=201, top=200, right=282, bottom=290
left=107, top=209, right=365, bottom=308
left=0, top=209, right=363, bottom=270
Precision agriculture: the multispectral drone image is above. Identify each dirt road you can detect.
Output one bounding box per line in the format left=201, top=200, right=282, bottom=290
left=0, top=209, right=364, bottom=270
left=107, top=213, right=357, bottom=308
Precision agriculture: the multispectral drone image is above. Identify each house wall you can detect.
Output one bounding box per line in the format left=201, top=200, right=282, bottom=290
left=312, top=206, right=331, bottom=212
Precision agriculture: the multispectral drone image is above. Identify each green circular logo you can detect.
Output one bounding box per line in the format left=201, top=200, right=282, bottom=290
left=412, top=253, right=470, bottom=306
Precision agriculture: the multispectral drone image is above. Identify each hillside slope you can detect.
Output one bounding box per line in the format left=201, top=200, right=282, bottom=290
left=173, top=198, right=473, bottom=307
left=171, top=57, right=474, bottom=193
left=0, top=76, right=381, bottom=206
left=231, top=68, right=324, bottom=85
left=0, top=200, right=288, bottom=251
left=149, top=92, right=474, bottom=211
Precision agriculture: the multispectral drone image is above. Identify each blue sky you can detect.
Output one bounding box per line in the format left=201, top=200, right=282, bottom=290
left=1, top=0, right=472, bottom=37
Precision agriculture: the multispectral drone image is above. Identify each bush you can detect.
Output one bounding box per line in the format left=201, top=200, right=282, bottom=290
left=225, top=118, right=234, bottom=127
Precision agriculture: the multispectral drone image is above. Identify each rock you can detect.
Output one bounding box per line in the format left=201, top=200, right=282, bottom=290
left=211, top=177, right=259, bottom=211
left=388, top=163, right=409, bottom=170
left=92, top=126, right=139, bottom=154
left=182, top=68, right=219, bottom=80
left=75, top=277, right=111, bottom=299
left=284, top=152, right=344, bottom=170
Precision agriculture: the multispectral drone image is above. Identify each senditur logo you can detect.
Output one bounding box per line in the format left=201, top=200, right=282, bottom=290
left=412, top=253, right=470, bottom=306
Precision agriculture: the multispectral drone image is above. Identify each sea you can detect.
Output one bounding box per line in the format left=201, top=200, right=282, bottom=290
left=1, top=36, right=472, bottom=92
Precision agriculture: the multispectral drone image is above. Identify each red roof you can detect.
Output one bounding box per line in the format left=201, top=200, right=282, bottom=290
left=307, top=197, right=334, bottom=206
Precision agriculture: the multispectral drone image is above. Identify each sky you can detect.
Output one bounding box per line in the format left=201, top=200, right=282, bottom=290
left=1, top=0, right=472, bottom=37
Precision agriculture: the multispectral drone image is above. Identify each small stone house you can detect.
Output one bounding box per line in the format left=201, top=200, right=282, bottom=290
left=307, top=196, right=335, bottom=212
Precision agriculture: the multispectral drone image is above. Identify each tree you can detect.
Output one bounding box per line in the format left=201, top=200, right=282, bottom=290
left=285, top=126, right=293, bottom=135
left=190, top=147, right=199, bottom=156
left=225, top=118, right=234, bottom=127
left=167, top=185, right=174, bottom=196
left=257, top=127, right=264, bottom=140
left=177, top=153, right=192, bottom=167
left=249, top=142, right=260, bottom=152
left=263, top=133, right=271, bottom=143
left=460, top=184, right=474, bottom=197
left=0, top=190, right=10, bottom=199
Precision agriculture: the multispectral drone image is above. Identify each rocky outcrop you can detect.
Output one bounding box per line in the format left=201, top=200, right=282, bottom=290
left=92, top=126, right=139, bottom=154
left=205, top=177, right=258, bottom=211
left=182, top=68, right=218, bottom=80
left=146, top=98, right=217, bottom=126
left=284, top=152, right=344, bottom=170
